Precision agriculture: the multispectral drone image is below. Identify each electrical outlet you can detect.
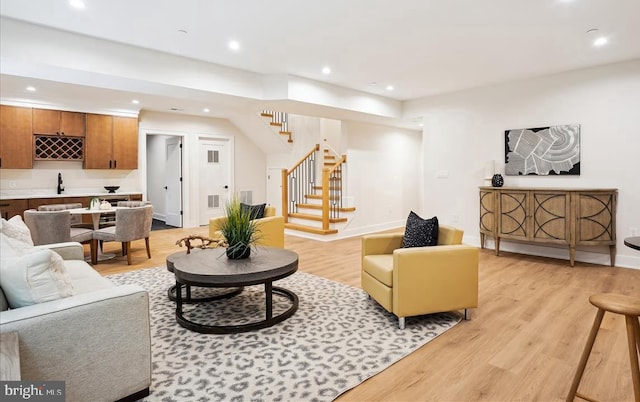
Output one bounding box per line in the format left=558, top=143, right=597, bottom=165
left=9, top=180, right=16, bottom=188
left=631, top=227, right=639, bottom=236
left=451, top=214, right=459, bottom=224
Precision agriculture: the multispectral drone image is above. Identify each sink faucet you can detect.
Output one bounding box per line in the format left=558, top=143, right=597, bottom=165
left=57, top=173, right=64, bottom=194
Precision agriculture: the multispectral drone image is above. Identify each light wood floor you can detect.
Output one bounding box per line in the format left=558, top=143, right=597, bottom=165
left=91, top=226, right=640, bottom=401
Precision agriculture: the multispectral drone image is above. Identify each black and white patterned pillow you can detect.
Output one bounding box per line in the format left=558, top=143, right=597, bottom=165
left=240, top=203, right=266, bottom=220
left=402, top=212, right=438, bottom=248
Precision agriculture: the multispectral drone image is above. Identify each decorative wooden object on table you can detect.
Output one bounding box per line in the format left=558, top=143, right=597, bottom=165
left=175, top=235, right=228, bottom=254
left=479, top=187, right=617, bottom=266
left=566, top=293, right=640, bottom=402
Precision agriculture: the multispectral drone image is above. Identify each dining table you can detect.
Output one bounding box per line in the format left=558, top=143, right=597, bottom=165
left=68, top=206, right=119, bottom=230
left=68, top=207, right=121, bottom=262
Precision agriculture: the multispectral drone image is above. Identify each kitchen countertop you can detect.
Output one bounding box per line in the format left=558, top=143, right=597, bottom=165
left=0, top=191, right=142, bottom=200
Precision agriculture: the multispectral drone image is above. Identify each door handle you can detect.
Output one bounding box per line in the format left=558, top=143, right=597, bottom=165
left=164, top=186, right=168, bottom=190
left=224, top=185, right=229, bottom=189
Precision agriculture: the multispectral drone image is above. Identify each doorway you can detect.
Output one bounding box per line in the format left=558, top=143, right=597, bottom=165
left=198, top=138, right=231, bottom=225
left=165, top=137, right=183, bottom=227
left=267, top=167, right=284, bottom=216
left=146, top=134, right=183, bottom=228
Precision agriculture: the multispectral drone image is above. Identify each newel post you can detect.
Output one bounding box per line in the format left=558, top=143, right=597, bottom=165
left=281, top=168, right=289, bottom=222
left=322, top=167, right=330, bottom=231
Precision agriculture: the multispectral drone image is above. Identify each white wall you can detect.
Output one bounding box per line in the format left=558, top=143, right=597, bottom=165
left=405, top=59, right=640, bottom=269
left=342, top=121, right=423, bottom=237
left=139, top=111, right=266, bottom=228
left=0, top=161, right=139, bottom=197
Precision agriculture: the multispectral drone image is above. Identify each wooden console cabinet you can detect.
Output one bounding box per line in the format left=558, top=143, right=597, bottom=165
left=479, top=187, right=617, bottom=266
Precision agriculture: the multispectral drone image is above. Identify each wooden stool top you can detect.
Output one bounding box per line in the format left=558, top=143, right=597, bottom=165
left=589, top=293, right=640, bottom=316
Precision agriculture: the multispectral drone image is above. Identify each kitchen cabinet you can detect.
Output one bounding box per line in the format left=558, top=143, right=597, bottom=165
left=479, top=187, right=617, bottom=266
left=1, top=194, right=143, bottom=221
left=0, top=199, right=29, bottom=220
left=0, top=105, right=33, bottom=169
left=32, top=109, right=85, bottom=137
left=85, top=114, right=138, bottom=169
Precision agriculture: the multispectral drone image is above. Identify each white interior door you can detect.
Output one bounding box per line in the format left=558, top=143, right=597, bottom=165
left=267, top=168, right=283, bottom=216
left=165, top=138, right=182, bottom=227
left=199, top=139, right=230, bottom=225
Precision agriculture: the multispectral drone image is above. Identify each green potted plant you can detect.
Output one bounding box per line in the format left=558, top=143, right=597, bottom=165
left=219, top=197, right=260, bottom=259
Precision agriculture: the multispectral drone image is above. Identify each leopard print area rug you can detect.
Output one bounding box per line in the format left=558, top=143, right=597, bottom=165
left=108, top=267, right=461, bottom=401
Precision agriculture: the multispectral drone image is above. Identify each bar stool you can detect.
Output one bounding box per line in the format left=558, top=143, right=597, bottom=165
left=567, top=293, right=640, bottom=402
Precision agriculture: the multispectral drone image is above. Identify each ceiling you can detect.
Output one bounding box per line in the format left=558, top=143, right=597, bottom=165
left=1, top=0, right=640, bottom=122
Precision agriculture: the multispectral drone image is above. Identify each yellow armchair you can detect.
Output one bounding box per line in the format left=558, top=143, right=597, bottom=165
left=361, top=225, right=478, bottom=329
left=209, top=206, right=285, bottom=248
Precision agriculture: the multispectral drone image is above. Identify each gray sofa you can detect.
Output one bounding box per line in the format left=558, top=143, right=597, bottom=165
left=0, top=242, right=151, bottom=402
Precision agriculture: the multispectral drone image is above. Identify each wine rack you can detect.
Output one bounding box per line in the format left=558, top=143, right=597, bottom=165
left=34, top=135, right=84, bottom=161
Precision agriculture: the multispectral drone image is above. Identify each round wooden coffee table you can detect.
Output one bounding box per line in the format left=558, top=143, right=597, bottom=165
left=168, top=246, right=299, bottom=334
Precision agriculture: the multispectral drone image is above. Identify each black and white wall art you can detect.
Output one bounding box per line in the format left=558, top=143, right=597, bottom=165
left=504, top=124, right=580, bottom=176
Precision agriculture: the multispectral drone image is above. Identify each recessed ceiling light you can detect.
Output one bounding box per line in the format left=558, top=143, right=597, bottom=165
left=131, top=99, right=140, bottom=104
left=68, top=0, right=85, bottom=9
left=228, top=40, right=240, bottom=51
left=322, top=66, right=331, bottom=75
left=26, top=86, right=36, bottom=92
left=593, top=37, right=608, bottom=47
left=386, top=85, right=394, bottom=91
left=177, top=29, right=188, bottom=35
left=203, top=108, right=210, bottom=113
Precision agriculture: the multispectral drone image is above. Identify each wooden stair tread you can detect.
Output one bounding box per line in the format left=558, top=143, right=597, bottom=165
left=260, top=112, right=273, bottom=117
left=270, top=122, right=283, bottom=127
left=296, top=203, right=356, bottom=212
left=306, top=194, right=340, bottom=200
left=279, top=131, right=292, bottom=135
left=285, top=223, right=338, bottom=235
left=289, top=213, right=347, bottom=223
left=313, top=186, right=341, bottom=190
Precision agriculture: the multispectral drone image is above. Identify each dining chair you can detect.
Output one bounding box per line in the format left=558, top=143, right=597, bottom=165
left=37, top=203, right=89, bottom=228
left=23, top=209, right=95, bottom=261
left=91, top=205, right=153, bottom=265
left=116, top=201, right=152, bottom=207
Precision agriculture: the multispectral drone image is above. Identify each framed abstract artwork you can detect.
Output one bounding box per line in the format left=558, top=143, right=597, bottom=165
left=504, top=124, right=580, bottom=176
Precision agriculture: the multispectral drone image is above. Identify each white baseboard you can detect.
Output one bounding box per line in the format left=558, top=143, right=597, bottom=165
left=153, top=213, right=166, bottom=221
left=464, top=235, right=640, bottom=270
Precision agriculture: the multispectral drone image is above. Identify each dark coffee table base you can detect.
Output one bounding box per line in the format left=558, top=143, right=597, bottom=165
left=175, top=282, right=299, bottom=334
left=167, top=284, right=243, bottom=303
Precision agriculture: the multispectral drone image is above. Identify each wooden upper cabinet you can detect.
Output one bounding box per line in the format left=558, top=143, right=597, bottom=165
left=33, top=109, right=85, bottom=137
left=85, top=113, right=113, bottom=169
left=85, top=114, right=138, bottom=170
left=112, top=116, right=138, bottom=170
left=0, top=105, right=33, bottom=169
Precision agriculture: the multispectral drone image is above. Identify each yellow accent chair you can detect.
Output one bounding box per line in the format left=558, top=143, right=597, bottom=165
left=209, top=206, right=285, bottom=248
left=361, top=225, right=479, bottom=329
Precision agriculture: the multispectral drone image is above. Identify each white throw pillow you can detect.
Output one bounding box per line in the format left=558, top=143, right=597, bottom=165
left=0, top=232, right=33, bottom=259
left=0, top=232, right=75, bottom=308
left=0, top=215, right=34, bottom=246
